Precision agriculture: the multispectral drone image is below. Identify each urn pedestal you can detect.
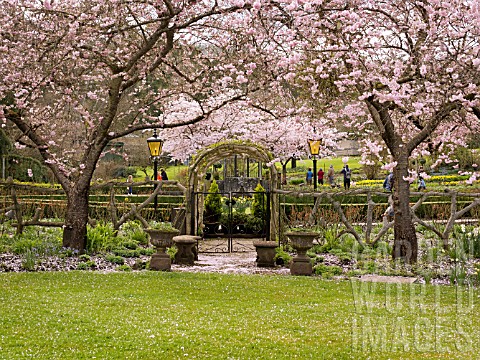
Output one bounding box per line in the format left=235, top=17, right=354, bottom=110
left=285, top=232, right=317, bottom=276
left=145, top=229, right=180, bottom=271
left=173, top=235, right=199, bottom=265
left=253, top=241, right=278, bottom=267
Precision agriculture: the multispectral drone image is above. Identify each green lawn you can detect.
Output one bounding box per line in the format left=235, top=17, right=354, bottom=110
left=1, top=272, right=479, bottom=359
left=293, top=157, right=362, bottom=172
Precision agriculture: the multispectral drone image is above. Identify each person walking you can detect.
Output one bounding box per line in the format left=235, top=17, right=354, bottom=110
left=327, top=165, right=335, bottom=187
left=418, top=177, right=426, bottom=191
left=383, top=172, right=394, bottom=192
left=126, top=175, right=133, bottom=195
left=317, top=168, right=324, bottom=186
left=160, top=168, right=168, bottom=181
left=340, top=164, right=352, bottom=190
left=306, top=168, right=313, bottom=186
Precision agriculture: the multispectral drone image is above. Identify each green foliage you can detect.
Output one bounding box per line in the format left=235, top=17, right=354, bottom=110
left=119, top=221, right=148, bottom=245
left=204, top=180, right=222, bottom=222
left=167, top=245, right=177, bottom=261
left=105, top=254, right=125, bottom=265
left=318, top=226, right=340, bottom=253
left=361, top=260, right=377, bottom=273
left=451, top=225, right=480, bottom=259
left=246, top=216, right=264, bottom=234
left=112, top=249, right=142, bottom=258
left=454, top=147, right=480, bottom=169
left=76, top=260, right=96, bottom=270
left=79, top=254, right=90, bottom=261
left=21, top=249, right=37, bottom=271
left=139, top=248, right=155, bottom=256
left=116, top=264, right=132, bottom=272
left=121, top=240, right=139, bottom=250
left=289, top=178, right=305, bottom=185
left=273, top=246, right=292, bottom=266
left=313, top=264, right=343, bottom=278
left=9, top=227, right=62, bottom=256
left=86, top=222, right=119, bottom=253
left=148, top=221, right=178, bottom=232
left=6, top=154, right=52, bottom=183
left=450, top=263, right=467, bottom=286
left=252, top=183, right=267, bottom=220
left=76, top=262, right=89, bottom=270
left=113, top=166, right=137, bottom=178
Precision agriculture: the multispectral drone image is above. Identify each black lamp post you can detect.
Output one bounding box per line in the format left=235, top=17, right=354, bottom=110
left=147, top=129, right=164, bottom=210
left=308, top=138, right=322, bottom=191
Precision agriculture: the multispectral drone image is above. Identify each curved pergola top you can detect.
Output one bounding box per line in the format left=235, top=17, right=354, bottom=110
left=187, top=140, right=278, bottom=191
left=184, top=140, right=279, bottom=238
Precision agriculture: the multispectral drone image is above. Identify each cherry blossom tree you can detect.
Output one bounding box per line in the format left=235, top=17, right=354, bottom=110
left=162, top=92, right=344, bottom=183
left=0, top=0, right=302, bottom=250
left=291, top=0, right=480, bottom=261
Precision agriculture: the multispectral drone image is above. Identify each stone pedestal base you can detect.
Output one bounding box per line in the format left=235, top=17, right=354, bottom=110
left=150, top=252, right=171, bottom=271
left=173, top=235, right=198, bottom=265
left=290, top=256, right=312, bottom=276
left=253, top=241, right=278, bottom=267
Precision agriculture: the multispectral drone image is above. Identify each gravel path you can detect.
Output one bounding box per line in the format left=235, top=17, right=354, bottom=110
left=173, top=251, right=290, bottom=275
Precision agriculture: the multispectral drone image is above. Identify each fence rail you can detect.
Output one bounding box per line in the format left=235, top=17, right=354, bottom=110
left=0, top=179, right=186, bottom=234
left=275, top=188, right=480, bottom=247
left=1, top=179, right=478, bottom=248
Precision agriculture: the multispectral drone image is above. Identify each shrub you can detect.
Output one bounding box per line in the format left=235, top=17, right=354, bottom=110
left=10, top=227, right=62, bottom=256
left=105, top=254, right=125, bottom=265
left=139, top=248, right=155, bottom=256
left=204, top=180, right=222, bottom=222
left=121, top=240, right=139, bottom=250
left=274, top=247, right=292, bottom=266
left=76, top=260, right=96, bottom=270
left=79, top=254, right=91, bottom=262
left=246, top=216, right=264, bottom=234
left=313, top=264, right=343, bottom=278
left=112, top=249, right=141, bottom=258
left=454, top=147, right=480, bottom=169
left=289, top=179, right=305, bottom=185
left=117, top=264, right=132, bottom=272
left=252, top=183, right=267, bottom=220
left=76, top=262, right=89, bottom=271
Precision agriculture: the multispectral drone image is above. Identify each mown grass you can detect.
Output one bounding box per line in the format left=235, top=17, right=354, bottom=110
left=1, top=272, right=479, bottom=359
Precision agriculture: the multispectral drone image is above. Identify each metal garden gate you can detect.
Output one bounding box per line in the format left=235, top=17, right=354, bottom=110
left=193, top=191, right=270, bottom=253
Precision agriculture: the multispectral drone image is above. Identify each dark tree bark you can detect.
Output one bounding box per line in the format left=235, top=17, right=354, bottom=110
left=392, top=155, right=417, bottom=263
left=365, top=98, right=419, bottom=262
left=62, top=186, right=90, bottom=251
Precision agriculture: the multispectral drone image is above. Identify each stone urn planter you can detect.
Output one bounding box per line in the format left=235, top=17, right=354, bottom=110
left=145, top=227, right=180, bottom=271
left=253, top=241, right=278, bottom=267
left=285, top=231, right=317, bottom=276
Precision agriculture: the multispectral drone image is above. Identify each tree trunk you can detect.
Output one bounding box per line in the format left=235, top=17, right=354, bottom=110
left=392, top=158, right=418, bottom=263
left=282, top=163, right=287, bottom=185
left=62, top=186, right=89, bottom=251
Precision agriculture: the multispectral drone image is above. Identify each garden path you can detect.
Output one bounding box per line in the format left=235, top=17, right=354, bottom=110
left=173, top=251, right=290, bottom=275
